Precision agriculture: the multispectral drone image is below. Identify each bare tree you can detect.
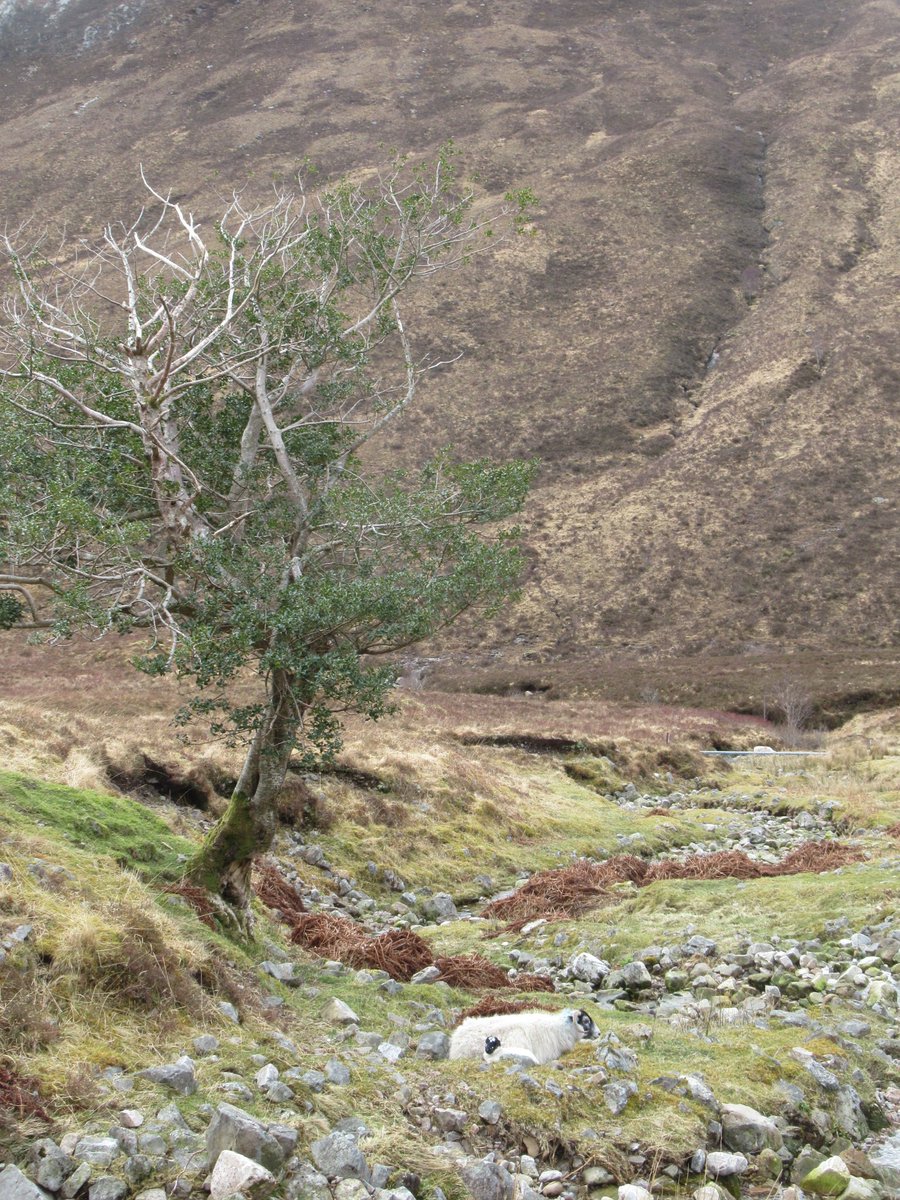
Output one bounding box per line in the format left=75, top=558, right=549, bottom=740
left=0, top=149, right=535, bottom=925
left=771, top=676, right=814, bottom=735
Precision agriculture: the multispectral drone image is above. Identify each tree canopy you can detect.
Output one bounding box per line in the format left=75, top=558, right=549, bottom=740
left=0, top=149, right=535, bottom=920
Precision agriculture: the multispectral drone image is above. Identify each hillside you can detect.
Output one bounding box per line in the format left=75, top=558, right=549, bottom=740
left=1, top=680, right=900, bottom=1198
left=0, top=0, right=897, bottom=670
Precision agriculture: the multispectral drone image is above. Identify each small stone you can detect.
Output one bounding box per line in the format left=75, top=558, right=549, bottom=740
left=416, top=1032, right=450, bottom=1060
left=283, top=1162, right=331, bottom=1200
left=122, top=1156, right=154, bottom=1186
left=118, top=1110, right=144, bottom=1129
left=325, top=1060, right=351, bottom=1085
left=620, top=961, right=653, bottom=990
left=298, top=1071, right=326, bottom=1093
left=255, top=1064, right=279, bottom=1088
left=721, top=1103, right=782, bottom=1154
left=133, top=1192, right=167, bottom=1200
left=569, top=953, right=611, bottom=985
left=617, top=1187, right=653, bottom=1200
left=310, top=1132, right=371, bottom=1182
left=333, top=1182, right=369, bottom=1200
left=433, top=1107, right=468, bottom=1134
left=541, top=1184, right=564, bottom=1198
left=206, top=1103, right=287, bottom=1174
left=410, top=966, right=442, bottom=984
left=138, top=1056, right=197, bottom=1096
left=603, top=1080, right=637, bottom=1115
left=704, top=1152, right=748, bottom=1177
left=422, top=893, right=458, bottom=922
left=755, top=1147, right=783, bottom=1181
left=458, top=1161, right=514, bottom=1200
left=193, top=1035, right=220, bottom=1056
left=377, top=1041, right=405, bottom=1062
left=62, top=1164, right=92, bottom=1198
left=73, top=1139, right=121, bottom=1169
left=210, top=1150, right=276, bottom=1199
left=29, top=1141, right=76, bottom=1193
left=87, top=1180, right=127, bottom=1200
left=479, top=1100, right=503, bottom=1124
left=218, top=1001, right=241, bottom=1023
left=323, top=998, right=359, bottom=1025
left=582, top=1167, right=613, bottom=1187
left=260, top=960, right=297, bottom=983
left=838, top=1178, right=881, bottom=1200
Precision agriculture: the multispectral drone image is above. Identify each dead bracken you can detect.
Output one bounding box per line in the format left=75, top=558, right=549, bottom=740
left=0, top=1064, right=51, bottom=1123
left=255, top=861, right=308, bottom=924
left=289, top=912, right=554, bottom=990
left=482, top=841, right=864, bottom=926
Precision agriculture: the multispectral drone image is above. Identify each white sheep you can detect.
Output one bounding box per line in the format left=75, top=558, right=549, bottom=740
left=449, top=1007, right=598, bottom=1064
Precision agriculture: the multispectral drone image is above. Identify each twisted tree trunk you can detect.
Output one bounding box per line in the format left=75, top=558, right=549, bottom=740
left=185, top=668, right=300, bottom=927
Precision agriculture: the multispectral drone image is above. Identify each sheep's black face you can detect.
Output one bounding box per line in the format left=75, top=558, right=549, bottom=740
left=484, top=1035, right=501, bottom=1056
left=576, top=1009, right=598, bottom=1039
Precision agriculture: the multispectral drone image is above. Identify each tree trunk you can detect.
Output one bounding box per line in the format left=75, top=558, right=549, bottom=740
left=185, top=668, right=299, bottom=924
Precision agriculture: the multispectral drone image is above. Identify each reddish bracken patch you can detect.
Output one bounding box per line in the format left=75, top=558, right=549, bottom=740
left=483, top=842, right=863, bottom=926
left=434, top=953, right=554, bottom=992
left=255, top=862, right=307, bottom=924
left=290, top=914, right=433, bottom=981
left=459, top=996, right=558, bottom=1020
left=886, top=823, right=900, bottom=840
left=0, top=1064, right=51, bottom=1122
left=289, top=913, right=554, bottom=991
left=163, top=882, right=217, bottom=929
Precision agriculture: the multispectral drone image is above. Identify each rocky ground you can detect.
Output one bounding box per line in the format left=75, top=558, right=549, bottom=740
left=1, top=712, right=898, bottom=1200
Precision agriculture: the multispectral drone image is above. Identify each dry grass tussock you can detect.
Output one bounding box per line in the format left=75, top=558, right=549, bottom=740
left=289, top=911, right=554, bottom=991
left=483, top=842, right=864, bottom=926
left=14, top=870, right=244, bottom=1024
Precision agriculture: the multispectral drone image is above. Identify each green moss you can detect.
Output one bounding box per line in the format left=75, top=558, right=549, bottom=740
left=0, top=769, right=194, bottom=877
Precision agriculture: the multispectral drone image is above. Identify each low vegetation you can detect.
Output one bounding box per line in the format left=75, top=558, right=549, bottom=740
left=0, top=669, right=897, bottom=1193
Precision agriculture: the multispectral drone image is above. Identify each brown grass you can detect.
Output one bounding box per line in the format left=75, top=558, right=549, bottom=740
left=483, top=842, right=863, bottom=925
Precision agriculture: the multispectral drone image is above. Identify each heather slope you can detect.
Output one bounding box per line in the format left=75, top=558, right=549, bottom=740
left=0, top=0, right=896, bottom=665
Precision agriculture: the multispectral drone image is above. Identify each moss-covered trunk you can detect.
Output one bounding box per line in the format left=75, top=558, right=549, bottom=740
left=185, top=668, right=300, bottom=920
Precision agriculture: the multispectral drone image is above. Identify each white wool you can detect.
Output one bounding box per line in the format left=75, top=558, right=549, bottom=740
left=483, top=1042, right=540, bottom=1066
left=450, top=1008, right=590, bottom=1064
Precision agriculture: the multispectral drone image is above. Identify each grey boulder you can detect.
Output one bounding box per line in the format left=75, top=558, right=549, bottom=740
left=721, top=1103, right=783, bottom=1154
left=206, top=1103, right=287, bottom=1174
left=0, top=1166, right=53, bottom=1200
left=209, top=1151, right=276, bottom=1200
left=457, top=1161, right=514, bottom=1200
left=309, top=1132, right=371, bottom=1183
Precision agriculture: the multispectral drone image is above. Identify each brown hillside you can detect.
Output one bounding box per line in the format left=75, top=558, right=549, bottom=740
left=0, top=0, right=897, bottom=669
